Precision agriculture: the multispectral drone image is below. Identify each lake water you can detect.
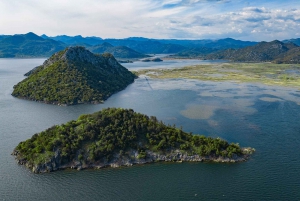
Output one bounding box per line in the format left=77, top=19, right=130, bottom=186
left=1, top=58, right=300, bottom=200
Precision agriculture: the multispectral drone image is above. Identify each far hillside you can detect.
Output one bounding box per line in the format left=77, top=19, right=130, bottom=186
left=88, top=42, right=149, bottom=59
left=204, top=40, right=300, bottom=63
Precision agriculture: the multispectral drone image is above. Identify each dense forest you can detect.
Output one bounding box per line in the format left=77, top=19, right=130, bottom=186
left=14, top=108, right=248, bottom=170
left=12, top=47, right=136, bottom=105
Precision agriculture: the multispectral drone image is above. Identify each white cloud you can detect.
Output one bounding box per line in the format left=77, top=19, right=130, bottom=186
left=0, top=0, right=299, bottom=41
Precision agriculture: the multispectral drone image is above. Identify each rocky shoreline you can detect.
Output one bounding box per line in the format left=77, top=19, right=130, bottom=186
left=12, top=148, right=255, bottom=173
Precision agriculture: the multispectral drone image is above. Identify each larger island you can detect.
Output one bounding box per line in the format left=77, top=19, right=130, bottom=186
left=12, top=108, right=254, bottom=173
left=11, top=46, right=136, bottom=105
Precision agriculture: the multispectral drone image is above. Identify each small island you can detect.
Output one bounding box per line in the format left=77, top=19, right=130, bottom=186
left=12, top=108, right=254, bottom=173
left=141, top=58, right=163, bottom=62
left=11, top=46, right=136, bottom=106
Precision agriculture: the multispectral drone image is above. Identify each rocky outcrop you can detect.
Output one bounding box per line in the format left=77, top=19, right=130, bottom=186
left=12, top=148, right=255, bottom=173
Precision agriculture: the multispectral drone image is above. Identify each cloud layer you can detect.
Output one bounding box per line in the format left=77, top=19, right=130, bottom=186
left=0, top=0, right=299, bottom=41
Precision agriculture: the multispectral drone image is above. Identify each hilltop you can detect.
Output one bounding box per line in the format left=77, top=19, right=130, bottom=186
left=12, top=108, right=254, bottom=173
left=12, top=47, right=136, bottom=105
left=0, top=32, right=65, bottom=58
left=88, top=42, right=149, bottom=59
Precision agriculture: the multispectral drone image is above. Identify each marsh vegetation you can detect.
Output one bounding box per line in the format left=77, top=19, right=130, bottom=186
left=136, top=63, right=300, bottom=88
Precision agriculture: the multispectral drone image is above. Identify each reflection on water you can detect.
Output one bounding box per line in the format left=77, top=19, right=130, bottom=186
left=259, top=97, right=283, bottom=102
left=181, top=104, right=216, bottom=120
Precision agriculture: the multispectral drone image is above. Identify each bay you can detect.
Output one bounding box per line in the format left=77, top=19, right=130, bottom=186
left=0, top=58, right=300, bottom=200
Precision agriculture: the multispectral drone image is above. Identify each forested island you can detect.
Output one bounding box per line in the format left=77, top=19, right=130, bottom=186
left=12, top=47, right=136, bottom=105
left=12, top=108, right=254, bottom=173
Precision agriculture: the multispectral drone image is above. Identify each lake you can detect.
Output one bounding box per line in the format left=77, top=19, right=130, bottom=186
left=1, top=58, right=300, bottom=200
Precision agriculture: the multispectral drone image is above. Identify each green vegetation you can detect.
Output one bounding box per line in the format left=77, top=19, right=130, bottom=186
left=12, top=47, right=136, bottom=105
left=136, top=63, right=300, bottom=88
left=14, top=108, right=245, bottom=167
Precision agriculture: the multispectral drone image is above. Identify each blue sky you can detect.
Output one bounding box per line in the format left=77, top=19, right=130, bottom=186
left=0, top=0, right=299, bottom=41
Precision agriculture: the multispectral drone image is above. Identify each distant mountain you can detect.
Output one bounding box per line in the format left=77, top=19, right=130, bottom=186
left=282, top=38, right=300, bottom=46
left=101, top=38, right=256, bottom=54
left=88, top=42, right=149, bottom=58
left=41, top=34, right=103, bottom=46
left=0, top=32, right=66, bottom=58
left=103, top=39, right=186, bottom=54
left=158, top=38, right=257, bottom=49
left=12, top=46, right=136, bottom=105
left=39, top=35, right=257, bottom=54
left=205, top=40, right=299, bottom=62
left=204, top=38, right=257, bottom=49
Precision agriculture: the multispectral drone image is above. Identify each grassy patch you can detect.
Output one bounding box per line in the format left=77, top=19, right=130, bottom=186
left=135, top=63, right=300, bottom=88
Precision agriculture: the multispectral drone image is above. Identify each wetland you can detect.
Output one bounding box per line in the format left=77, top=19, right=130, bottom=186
left=136, top=62, right=300, bottom=88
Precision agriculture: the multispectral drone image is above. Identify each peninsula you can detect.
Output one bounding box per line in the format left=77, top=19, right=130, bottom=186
left=12, top=108, right=254, bottom=173
left=11, top=47, right=136, bottom=105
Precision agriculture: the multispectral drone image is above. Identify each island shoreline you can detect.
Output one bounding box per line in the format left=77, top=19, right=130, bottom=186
left=12, top=148, right=254, bottom=173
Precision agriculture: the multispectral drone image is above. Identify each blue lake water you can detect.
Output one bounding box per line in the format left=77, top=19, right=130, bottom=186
left=0, top=58, right=300, bottom=200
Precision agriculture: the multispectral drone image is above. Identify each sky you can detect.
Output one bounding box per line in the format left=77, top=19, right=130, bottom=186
left=0, top=0, right=299, bottom=41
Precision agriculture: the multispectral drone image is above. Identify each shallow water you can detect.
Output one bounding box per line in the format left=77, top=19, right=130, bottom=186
left=1, top=58, right=300, bottom=200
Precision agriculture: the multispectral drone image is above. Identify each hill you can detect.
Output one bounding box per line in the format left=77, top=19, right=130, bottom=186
left=11, top=47, right=136, bottom=105
left=88, top=42, right=149, bottom=59
left=170, top=47, right=218, bottom=58
left=12, top=108, right=254, bottom=173
left=274, top=47, right=300, bottom=64
left=203, top=38, right=257, bottom=49
left=205, top=40, right=299, bottom=62
left=0, top=32, right=66, bottom=58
